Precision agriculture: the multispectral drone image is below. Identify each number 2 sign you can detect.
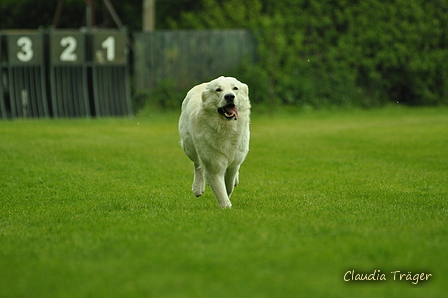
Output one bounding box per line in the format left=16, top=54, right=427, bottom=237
left=50, top=31, right=84, bottom=65
left=60, top=36, right=78, bottom=61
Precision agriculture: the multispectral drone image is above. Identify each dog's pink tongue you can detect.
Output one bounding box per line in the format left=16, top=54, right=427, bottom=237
left=225, top=106, right=238, bottom=120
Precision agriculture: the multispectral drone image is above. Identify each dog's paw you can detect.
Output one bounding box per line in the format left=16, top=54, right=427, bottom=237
left=219, top=201, right=232, bottom=209
left=193, top=190, right=204, bottom=197
left=192, top=183, right=205, bottom=197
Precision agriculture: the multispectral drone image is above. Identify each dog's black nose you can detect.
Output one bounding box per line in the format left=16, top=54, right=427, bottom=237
left=224, top=94, right=235, bottom=102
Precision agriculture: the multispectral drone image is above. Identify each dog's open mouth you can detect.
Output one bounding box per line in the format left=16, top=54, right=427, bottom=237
left=218, top=104, right=238, bottom=120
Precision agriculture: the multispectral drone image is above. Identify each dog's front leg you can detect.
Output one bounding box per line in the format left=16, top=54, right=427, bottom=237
left=205, top=170, right=232, bottom=208
left=192, top=163, right=205, bottom=197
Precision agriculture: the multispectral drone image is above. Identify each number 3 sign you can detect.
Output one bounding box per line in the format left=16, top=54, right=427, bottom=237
left=7, top=33, right=43, bottom=65
left=16, top=36, right=34, bottom=62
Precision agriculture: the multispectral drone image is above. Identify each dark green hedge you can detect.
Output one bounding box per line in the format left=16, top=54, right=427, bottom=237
left=175, top=0, right=448, bottom=107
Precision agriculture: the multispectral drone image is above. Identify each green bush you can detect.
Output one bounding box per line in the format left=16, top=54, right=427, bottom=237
left=174, top=0, right=448, bottom=107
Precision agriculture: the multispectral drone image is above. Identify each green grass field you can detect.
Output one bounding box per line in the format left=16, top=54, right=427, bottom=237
left=1, top=106, right=447, bottom=297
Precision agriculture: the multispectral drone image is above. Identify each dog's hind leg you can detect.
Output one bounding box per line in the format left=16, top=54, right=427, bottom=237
left=234, top=170, right=239, bottom=187
left=205, top=170, right=232, bottom=208
left=192, top=163, right=206, bottom=197
left=225, top=166, right=240, bottom=197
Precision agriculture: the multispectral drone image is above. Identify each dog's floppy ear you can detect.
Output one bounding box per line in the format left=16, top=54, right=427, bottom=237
left=201, top=83, right=210, bottom=103
left=240, top=83, right=251, bottom=109
left=241, top=83, right=249, bottom=96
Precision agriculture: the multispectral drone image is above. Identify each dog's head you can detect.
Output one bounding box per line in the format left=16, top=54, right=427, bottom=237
left=201, top=76, right=250, bottom=121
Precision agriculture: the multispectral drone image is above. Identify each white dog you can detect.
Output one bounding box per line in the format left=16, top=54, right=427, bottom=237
left=179, top=76, right=251, bottom=208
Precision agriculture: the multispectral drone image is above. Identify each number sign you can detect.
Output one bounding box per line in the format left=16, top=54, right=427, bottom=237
left=50, top=31, right=85, bottom=65
left=7, top=33, right=43, bottom=65
left=93, top=32, right=127, bottom=65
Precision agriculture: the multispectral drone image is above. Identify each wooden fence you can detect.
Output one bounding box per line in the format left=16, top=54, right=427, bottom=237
left=133, top=29, right=257, bottom=91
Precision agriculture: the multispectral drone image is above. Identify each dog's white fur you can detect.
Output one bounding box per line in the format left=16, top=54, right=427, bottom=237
left=179, top=76, right=251, bottom=208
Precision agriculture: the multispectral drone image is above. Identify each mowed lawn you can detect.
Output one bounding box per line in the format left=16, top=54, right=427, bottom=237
left=0, top=106, right=447, bottom=297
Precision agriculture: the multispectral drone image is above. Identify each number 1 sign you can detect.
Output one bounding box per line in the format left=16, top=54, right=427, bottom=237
left=93, top=31, right=127, bottom=65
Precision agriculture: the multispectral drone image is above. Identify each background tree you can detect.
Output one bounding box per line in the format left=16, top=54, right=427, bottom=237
left=1, top=0, right=446, bottom=107
left=173, top=0, right=448, bottom=107
left=0, top=0, right=201, bottom=30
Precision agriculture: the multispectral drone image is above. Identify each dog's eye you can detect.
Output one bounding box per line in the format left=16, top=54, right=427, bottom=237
left=233, top=87, right=239, bottom=90
left=215, top=88, right=222, bottom=92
